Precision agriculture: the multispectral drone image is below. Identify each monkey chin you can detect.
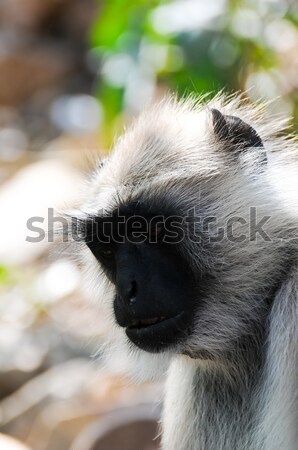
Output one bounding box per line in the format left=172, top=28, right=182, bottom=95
left=124, top=311, right=189, bottom=353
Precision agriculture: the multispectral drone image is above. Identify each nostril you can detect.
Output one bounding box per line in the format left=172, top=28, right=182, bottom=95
left=130, top=280, right=137, bottom=297
left=117, top=278, right=138, bottom=305
left=129, top=280, right=137, bottom=305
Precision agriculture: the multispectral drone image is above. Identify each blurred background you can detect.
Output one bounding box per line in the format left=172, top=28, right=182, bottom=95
left=0, top=1, right=297, bottom=449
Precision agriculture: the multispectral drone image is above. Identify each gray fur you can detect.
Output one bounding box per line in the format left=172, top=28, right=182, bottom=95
left=72, top=93, right=298, bottom=450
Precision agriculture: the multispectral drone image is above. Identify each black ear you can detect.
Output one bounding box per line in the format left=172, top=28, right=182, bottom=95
left=211, top=108, right=264, bottom=154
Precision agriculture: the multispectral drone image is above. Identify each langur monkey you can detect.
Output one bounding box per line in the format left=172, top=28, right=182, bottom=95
left=70, top=94, right=298, bottom=450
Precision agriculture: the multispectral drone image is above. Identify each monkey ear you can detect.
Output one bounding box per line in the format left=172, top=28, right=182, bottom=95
left=211, top=108, right=264, bottom=155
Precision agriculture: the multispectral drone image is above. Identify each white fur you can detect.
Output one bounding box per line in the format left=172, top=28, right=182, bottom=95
left=162, top=270, right=298, bottom=450
left=71, top=93, right=298, bottom=449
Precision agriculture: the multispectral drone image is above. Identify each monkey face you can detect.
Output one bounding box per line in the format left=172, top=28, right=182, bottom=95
left=83, top=205, right=198, bottom=353
left=74, top=96, right=290, bottom=367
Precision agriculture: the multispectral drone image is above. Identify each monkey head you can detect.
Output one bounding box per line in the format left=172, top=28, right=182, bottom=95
left=73, top=95, right=294, bottom=374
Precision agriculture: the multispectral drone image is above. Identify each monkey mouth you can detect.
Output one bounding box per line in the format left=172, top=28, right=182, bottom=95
left=127, top=316, right=167, bottom=330
left=125, top=311, right=186, bottom=352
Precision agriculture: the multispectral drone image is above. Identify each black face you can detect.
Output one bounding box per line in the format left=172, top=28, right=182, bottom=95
left=83, top=205, right=198, bottom=353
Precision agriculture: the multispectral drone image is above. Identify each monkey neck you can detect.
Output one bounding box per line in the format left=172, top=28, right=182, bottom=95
left=162, top=272, right=298, bottom=450
left=162, top=346, right=263, bottom=450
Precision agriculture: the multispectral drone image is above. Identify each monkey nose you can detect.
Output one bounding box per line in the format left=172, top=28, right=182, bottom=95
left=129, top=297, right=137, bottom=305
left=118, top=278, right=138, bottom=305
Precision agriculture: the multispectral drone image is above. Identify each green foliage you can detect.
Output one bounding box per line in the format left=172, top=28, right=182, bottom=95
left=90, top=0, right=298, bottom=144
left=0, top=265, right=12, bottom=287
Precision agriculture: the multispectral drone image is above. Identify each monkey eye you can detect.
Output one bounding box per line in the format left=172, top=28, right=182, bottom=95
left=98, top=246, right=114, bottom=259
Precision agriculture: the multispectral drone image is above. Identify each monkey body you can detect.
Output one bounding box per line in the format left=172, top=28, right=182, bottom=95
left=163, top=274, right=298, bottom=450
left=72, top=94, right=298, bottom=450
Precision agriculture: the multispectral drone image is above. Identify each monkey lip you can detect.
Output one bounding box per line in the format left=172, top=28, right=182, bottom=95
left=127, top=316, right=167, bottom=330
left=125, top=311, right=186, bottom=352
